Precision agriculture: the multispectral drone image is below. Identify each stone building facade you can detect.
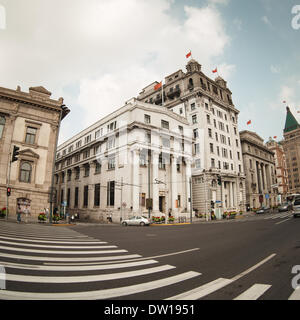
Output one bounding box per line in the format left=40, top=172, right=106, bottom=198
left=54, top=99, right=193, bottom=223
left=282, top=107, right=300, bottom=194
left=0, top=85, right=69, bottom=218
left=137, top=59, right=246, bottom=216
left=240, top=130, right=278, bottom=209
left=265, top=137, right=288, bottom=202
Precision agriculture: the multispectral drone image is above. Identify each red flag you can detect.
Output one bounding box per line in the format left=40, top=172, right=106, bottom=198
left=273, top=136, right=277, bottom=139
left=247, top=120, right=251, bottom=125
left=212, top=68, right=218, bottom=73
left=154, top=82, right=162, bottom=91
left=186, top=51, right=192, bottom=59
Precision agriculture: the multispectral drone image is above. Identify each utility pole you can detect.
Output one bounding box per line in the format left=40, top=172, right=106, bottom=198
left=189, top=177, right=193, bottom=224
left=49, top=105, right=64, bottom=224
left=120, top=177, right=123, bottom=222
left=148, top=149, right=151, bottom=219
left=6, top=151, right=11, bottom=221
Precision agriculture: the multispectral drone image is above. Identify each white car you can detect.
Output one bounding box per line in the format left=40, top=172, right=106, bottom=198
left=121, top=216, right=150, bottom=226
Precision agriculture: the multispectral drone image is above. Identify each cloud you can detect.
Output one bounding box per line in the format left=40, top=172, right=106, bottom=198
left=207, top=0, right=230, bottom=5
left=270, top=65, right=280, bottom=74
left=0, top=0, right=231, bottom=143
left=261, top=15, right=272, bottom=27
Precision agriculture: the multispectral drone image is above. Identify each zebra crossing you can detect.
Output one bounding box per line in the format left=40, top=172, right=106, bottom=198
left=263, top=211, right=293, bottom=221
left=0, top=221, right=299, bottom=300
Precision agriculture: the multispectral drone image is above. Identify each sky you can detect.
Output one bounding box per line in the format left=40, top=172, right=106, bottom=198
left=0, top=0, right=300, bottom=145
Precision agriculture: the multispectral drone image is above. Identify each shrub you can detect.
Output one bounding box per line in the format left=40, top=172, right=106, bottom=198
left=38, top=213, right=47, bottom=221
left=0, top=207, right=6, bottom=218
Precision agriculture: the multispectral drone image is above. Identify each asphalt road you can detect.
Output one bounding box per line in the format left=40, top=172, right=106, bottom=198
left=0, top=211, right=299, bottom=301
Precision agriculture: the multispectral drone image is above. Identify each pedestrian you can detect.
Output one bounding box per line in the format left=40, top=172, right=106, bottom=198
left=44, top=207, right=49, bottom=220
left=16, top=204, right=22, bottom=223
left=24, top=205, right=31, bottom=223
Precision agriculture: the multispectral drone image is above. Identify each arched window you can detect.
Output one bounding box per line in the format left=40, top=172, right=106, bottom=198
left=20, top=162, right=32, bottom=183
left=0, top=116, right=5, bottom=139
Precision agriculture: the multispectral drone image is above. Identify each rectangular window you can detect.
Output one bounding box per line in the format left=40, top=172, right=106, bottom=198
left=84, top=164, right=90, bottom=177
left=194, top=143, right=200, bottom=155
left=83, top=185, right=88, bottom=207
left=107, top=181, right=115, bottom=206
left=195, top=159, right=201, bottom=169
left=0, top=116, right=5, bottom=139
left=94, top=184, right=100, bottom=207
left=74, top=187, right=79, bottom=208
left=107, top=137, right=116, bottom=150
left=191, top=103, right=196, bottom=110
left=108, top=156, right=115, bottom=170
left=144, top=114, right=151, bottom=124
left=25, top=127, right=37, bottom=145
left=67, top=188, right=70, bottom=208
left=192, top=115, right=197, bottom=124
left=211, top=158, right=215, bottom=168
left=206, top=114, right=210, bottom=124
left=84, top=135, right=91, bottom=144
left=158, top=153, right=166, bottom=170
left=75, top=167, right=80, bottom=180
left=161, top=120, right=169, bottom=129
left=210, top=143, right=214, bottom=153
left=208, top=128, right=212, bottom=138
left=193, top=129, right=198, bottom=139
left=95, top=161, right=101, bottom=174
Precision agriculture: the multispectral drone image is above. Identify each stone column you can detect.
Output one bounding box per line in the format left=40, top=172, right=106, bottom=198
left=229, top=181, right=233, bottom=209
left=132, top=149, right=140, bottom=213
left=152, top=151, right=160, bottom=213
left=185, top=158, right=192, bottom=213
left=171, top=155, right=178, bottom=216
left=222, top=180, right=226, bottom=210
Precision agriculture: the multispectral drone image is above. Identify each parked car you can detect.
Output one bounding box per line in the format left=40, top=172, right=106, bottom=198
left=256, top=206, right=271, bottom=214
left=278, top=202, right=293, bottom=212
left=121, top=216, right=150, bottom=226
left=292, top=198, right=300, bottom=218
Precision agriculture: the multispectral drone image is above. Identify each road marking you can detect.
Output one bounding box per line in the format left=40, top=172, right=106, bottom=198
left=0, top=231, right=88, bottom=241
left=165, top=278, right=232, bottom=300
left=275, top=218, right=291, bottom=225
left=0, top=235, right=100, bottom=244
left=0, top=252, right=141, bottom=262
left=43, top=248, right=201, bottom=266
left=166, top=254, right=276, bottom=300
left=231, top=254, right=276, bottom=282
left=0, top=239, right=114, bottom=249
left=0, top=271, right=200, bottom=300
left=288, top=288, right=300, bottom=300
left=0, top=259, right=158, bottom=271
left=233, top=284, right=271, bottom=300
left=4, top=265, right=175, bottom=283
left=0, top=245, right=125, bottom=255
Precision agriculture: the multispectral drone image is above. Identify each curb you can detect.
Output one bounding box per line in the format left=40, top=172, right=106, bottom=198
left=150, top=223, right=191, bottom=227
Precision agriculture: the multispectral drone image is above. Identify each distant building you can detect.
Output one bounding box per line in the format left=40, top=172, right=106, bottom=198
left=54, top=99, right=193, bottom=223
left=0, top=85, right=69, bottom=218
left=137, top=59, right=246, bottom=215
left=265, top=137, right=288, bottom=202
left=282, top=107, right=300, bottom=194
left=240, top=131, right=278, bottom=209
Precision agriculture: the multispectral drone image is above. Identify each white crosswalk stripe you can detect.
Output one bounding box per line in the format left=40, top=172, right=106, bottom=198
left=234, top=284, right=271, bottom=300
left=0, top=221, right=202, bottom=300
left=0, top=221, right=295, bottom=300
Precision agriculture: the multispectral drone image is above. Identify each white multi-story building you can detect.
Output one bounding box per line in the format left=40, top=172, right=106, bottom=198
left=54, top=98, right=193, bottom=222
left=137, top=59, right=246, bottom=215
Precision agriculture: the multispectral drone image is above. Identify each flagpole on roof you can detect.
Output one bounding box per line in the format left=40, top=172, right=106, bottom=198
left=162, top=80, right=164, bottom=107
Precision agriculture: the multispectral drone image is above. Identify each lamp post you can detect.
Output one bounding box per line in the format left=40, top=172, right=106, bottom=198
left=49, top=104, right=69, bottom=224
